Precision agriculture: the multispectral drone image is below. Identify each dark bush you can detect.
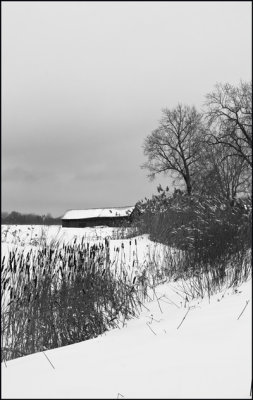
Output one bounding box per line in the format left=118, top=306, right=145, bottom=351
left=134, top=189, right=252, bottom=270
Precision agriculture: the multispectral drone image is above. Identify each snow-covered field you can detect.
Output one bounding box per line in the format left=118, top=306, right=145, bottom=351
left=1, top=224, right=174, bottom=276
left=1, top=224, right=124, bottom=247
left=1, top=225, right=252, bottom=398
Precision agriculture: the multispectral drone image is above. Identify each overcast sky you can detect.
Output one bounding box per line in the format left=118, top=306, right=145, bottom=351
left=2, top=1, right=251, bottom=216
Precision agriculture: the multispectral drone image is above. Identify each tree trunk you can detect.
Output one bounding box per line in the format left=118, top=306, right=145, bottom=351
left=184, top=174, right=192, bottom=195
left=186, top=182, right=192, bottom=195
left=184, top=168, right=192, bottom=195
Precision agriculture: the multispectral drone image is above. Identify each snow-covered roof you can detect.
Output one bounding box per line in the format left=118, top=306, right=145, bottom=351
left=62, top=206, right=134, bottom=220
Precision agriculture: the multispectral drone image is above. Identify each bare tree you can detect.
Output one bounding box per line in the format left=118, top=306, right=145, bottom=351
left=196, top=141, right=251, bottom=202
left=142, top=104, right=203, bottom=195
left=205, top=81, right=252, bottom=167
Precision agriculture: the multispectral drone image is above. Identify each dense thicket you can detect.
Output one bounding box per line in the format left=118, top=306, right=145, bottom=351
left=2, top=211, right=62, bottom=225
left=135, top=189, right=251, bottom=253
left=132, top=188, right=252, bottom=293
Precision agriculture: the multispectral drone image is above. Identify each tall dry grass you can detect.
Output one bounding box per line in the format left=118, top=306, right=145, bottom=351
left=1, top=237, right=151, bottom=362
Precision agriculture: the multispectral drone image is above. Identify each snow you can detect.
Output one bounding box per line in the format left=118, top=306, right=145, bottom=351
left=1, top=224, right=134, bottom=247
left=1, top=225, right=252, bottom=398
left=62, top=206, right=134, bottom=220
left=1, top=278, right=251, bottom=398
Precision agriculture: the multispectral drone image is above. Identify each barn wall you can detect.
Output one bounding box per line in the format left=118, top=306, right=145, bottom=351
left=62, top=216, right=130, bottom=228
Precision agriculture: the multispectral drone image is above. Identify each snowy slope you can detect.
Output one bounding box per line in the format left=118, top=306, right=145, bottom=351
left=1, top=278, right=251, bottom=399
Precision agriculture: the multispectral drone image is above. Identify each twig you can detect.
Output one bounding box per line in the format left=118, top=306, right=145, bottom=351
left=153, top=288, right=163, bottom=314
left=42, top=351, right=55, bottom=369
left=237, top=300, right=249, bottom=320
left=117, top=393, right=124, bottom=398
left=146, top=322, right=157, bottom=335
left=160, top=295, right=180, bottom=308
left=177, top=308, right=191, bottom=329
left=137, top=298, right=150, bottom=311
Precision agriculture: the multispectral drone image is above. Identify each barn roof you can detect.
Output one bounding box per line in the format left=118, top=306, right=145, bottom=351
left=62, top=206, right=134, bottom=220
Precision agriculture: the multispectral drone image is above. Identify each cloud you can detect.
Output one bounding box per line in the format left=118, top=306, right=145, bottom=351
left=2, top=167, right=51, bottom=182
left=74, top=163, right=107, bottom=180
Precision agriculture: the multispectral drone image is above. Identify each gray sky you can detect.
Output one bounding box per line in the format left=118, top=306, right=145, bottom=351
left=2, top=1, right=251, bottom=217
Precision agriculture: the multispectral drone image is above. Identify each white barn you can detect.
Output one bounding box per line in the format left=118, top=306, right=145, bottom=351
left=61, top=206, right=135, bottom=228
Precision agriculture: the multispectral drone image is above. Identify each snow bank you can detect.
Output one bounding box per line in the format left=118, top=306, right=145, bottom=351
left=2, top=278, right=251, bottom=399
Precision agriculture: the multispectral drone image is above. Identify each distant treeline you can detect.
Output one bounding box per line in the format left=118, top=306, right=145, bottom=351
left=2, top=211, right=62, bottom=225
